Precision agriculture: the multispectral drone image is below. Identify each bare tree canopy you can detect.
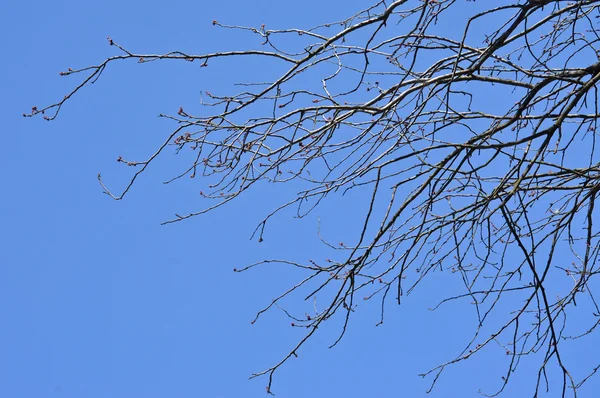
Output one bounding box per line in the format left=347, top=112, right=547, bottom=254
left=28, top=0, right=600, bottom=396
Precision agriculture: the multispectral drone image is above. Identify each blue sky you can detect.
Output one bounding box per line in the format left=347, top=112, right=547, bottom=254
left=2, top=1, right=600, bottom=397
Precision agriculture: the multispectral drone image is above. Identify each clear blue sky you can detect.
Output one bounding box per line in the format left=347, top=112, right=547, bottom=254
left=2, top=1, right=599, bottom=397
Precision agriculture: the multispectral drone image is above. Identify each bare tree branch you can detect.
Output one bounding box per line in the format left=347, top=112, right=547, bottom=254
left=29, top=0, right=600, bottom=395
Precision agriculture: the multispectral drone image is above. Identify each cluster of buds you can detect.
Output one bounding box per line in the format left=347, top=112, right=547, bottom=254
left=23, top=105, right=45, bottom=119
left=116, top=156, right=135, bottom=166
left=59, top=68, right=74, bottom=76
left=173, top=132, right=192, bottom=145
